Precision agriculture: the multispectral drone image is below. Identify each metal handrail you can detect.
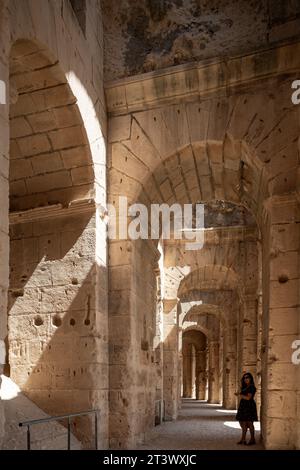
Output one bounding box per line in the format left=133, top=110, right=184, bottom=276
left=19, top=409, right=98, bottom=450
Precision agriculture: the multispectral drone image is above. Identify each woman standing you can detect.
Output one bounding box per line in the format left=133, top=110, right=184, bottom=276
left=235, top=372, right=258, bottom=445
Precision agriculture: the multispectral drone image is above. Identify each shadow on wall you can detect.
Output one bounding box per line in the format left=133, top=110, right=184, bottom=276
left=7, top=212, right=108, bottom=449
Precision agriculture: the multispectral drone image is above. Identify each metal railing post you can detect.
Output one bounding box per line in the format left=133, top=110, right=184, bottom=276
left=67, top=417, right=71, bottom=450
left=94, top=412, right=98, bottom=450
left=27, top=425, right=31, bottom=450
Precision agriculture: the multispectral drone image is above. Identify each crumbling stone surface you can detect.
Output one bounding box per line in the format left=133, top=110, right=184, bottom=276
left=102, top=0, right=300, bottom=81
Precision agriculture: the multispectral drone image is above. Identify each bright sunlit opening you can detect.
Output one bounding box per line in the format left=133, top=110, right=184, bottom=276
left=0, top=374, right=20, bottom=400
left=224, top=421, right=261, bottom=431
left=216, top=409, right=237, bottom=413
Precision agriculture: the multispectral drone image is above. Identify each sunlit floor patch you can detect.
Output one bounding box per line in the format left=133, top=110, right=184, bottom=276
left=224, top=421, right=261, bottom=431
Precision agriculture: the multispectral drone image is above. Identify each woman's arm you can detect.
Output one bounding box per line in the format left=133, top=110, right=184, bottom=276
left=239, top=393, right=253, bottom=400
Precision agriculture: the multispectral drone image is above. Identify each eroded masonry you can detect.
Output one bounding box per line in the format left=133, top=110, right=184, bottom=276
left=0, top=0, right=299, bottom=450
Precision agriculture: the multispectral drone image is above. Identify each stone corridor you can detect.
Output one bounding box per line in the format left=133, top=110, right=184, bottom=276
left=138, top=400, right=263, bottom=450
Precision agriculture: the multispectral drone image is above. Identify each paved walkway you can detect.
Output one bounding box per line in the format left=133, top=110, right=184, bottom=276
left=138, top=399, right=263, bottom=450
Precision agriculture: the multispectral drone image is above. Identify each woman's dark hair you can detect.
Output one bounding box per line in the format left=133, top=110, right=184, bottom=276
left=241, top=372, right=255, bottom=390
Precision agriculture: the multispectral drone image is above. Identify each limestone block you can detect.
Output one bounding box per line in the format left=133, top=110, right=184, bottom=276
left=73, top=337, right=107, bottom=362
left=109, top=413, right=132, bottom=439
left=269, top=308, right=299, bottom=336
left=48, top=126, right=85, bottom=150
left=268, top=390, right=296, bottom=419
left=268, top=363, right=297, bottom=391
left=269, top=334, right=298, bottom=363
left=199, top=175, right=213, bottom=201
left=17, top=134, right=51, bottom=157
left=271, top=224, right=300, bottom=252
left=223, top=134, right=241, bottom=171
left=27, top=110, right=57, bottom=133
left=126, top=118, right=161, bottom=170
left=10, top=237, right=39, bottom=266
left=61, top=145, right=91, bottom=169
left=30, top=151, right=64, bottom=175
left=10, top=139, right=22, bottom=160
left=26, top=170, right=72, bottom=193
left=11, top=64, right=65, bottom=94
left=109, top=265, right=132, bottom=291
left=52, top=105, right=81, bottom=128
left=109, top=167, right=141, bottom=200
left=61, top=228, right=96, bottom=258
left=109, top=290, right=131, bottom=316
left=264, top=416, right=296, bottom=450
left=269, top=199, right=300, bottom=224
left=0, top=233, right=9, bottom=289
left=193, top=143, right=210, bottom=176
left=10, top=116, right=32, bottom=138
left=10, top=158, right=33, bottom=180
left=109, top=115, right=131, bottom=143
left=111, top=142, right=149, bottom=182
left=71, top=165, right=94, bottom=185
left=270, top=251, right=299, bottom=281
left=269, top=279, right=299, bottom=308
left=109, top=365, right=132, bottom=389
left=185, top=102, right=209, bottom=143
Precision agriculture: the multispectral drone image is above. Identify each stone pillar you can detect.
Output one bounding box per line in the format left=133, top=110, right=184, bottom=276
left=262, top=196, right=300, bottom=449
left=109, top=238, right=158, bottom=448
left=222, top=326, right=238, bottom=409
left=241, top=295, right=258, bottom=376
left=0, top=0, right=9, bottom=449
left=163, top=299, right=179, bottom=420
left=191, top=344, right=196, bottom=398
left=182, top=342, right=192, bottom=397
left=195, top=349, right=206, bottom=400
left=208, top=341, right=220, bottom=403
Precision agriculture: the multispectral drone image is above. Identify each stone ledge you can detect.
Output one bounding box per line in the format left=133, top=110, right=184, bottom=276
left=9, top=199, right=104, bottom=224
left=105, top=40, right=300, bottom=115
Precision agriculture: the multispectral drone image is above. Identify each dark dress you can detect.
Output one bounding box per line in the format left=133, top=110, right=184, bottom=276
left=236, top=384, right=258, bottom=422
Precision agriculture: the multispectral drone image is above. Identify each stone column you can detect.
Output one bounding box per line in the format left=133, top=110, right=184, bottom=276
left=163, top=299, right=179, bottom=420
left=195, top=349, right=206, bottom=400
left=262, top=195, right=300, bottom=449
left=222, top=326, right=238, bottom=409
left=182, top=342, right=192, bottom=397
left=208, top=341, right=220, bottom=403
left=241, top=294, right=258, bottom=376
left=191, top=344, right=196, bottom=398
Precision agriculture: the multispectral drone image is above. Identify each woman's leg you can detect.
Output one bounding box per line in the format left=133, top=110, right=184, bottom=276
left=248, top=421, right=255, bottom=443
left=237, top=421, right=247, bottom=443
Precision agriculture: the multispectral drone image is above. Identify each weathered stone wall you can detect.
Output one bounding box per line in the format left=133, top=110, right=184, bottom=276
left=0, top=0, right=10, bottom=448
left=102, top=0, right=300, bottom=81
left=0, top=0, right=108, bottom=449
left=108, top=238, right=158, bottom=448
left=106, top=42, right=300, bottom=448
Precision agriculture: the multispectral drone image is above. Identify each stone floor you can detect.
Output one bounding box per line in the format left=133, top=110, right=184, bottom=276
left=138, top=399, right=263, bottom=450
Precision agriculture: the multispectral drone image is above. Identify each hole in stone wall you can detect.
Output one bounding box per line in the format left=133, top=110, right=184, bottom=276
left=70, top=318, right=76, bottom=326
left=34, top=316, right=43, bottom=326
left=52, top=315, right=62, bottom=327
left=278, top=274, right=289, bottom=283
left=72, top=278, right=78, bottom=285
left=84, top=319, right=90, bottom=325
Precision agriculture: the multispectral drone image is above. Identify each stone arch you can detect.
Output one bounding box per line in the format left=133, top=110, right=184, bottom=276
left=9, top=38, right=95, bottom=211
left=178, top=265, right=243, bottom=300
left=181, top=328, right=207, bottom=400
